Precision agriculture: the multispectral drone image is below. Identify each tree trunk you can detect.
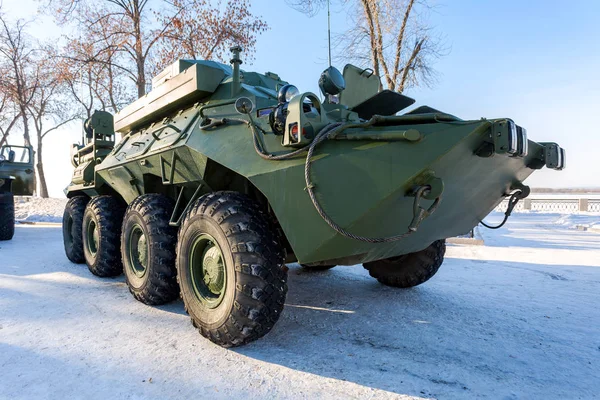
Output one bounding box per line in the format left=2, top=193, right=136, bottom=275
left=133, top=2, right=146, bottom=98
left=35, top=137, right=49, bottom=198
left=360, top=0, right=380, bottom=77
left=20, top=106, right=31, bottom=147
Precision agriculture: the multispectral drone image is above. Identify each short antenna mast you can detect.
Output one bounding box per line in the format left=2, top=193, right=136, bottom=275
left=327, top=0, right=332, bottom=67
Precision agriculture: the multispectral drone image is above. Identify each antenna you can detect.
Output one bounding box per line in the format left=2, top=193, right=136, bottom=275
left=327, top=0, right=332, bottom=67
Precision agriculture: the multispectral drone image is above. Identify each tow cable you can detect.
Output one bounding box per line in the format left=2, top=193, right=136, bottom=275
left=480, top=189, right=528, bottom=230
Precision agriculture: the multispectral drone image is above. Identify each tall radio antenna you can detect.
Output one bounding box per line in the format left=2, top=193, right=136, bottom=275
left=327, top=0, right=332, bottom=67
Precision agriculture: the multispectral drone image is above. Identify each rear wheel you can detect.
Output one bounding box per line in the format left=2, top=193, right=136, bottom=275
left=0, top=192, right=14, bottom=241
left=121, top=194, right=179, bottom=305
left=177, top=191, right=287, bottom=347
left=363, top=240, right=446, bottom=288
left=62, top=196, right=89, bottom=263
left=83, top=196, right=125, bottom=277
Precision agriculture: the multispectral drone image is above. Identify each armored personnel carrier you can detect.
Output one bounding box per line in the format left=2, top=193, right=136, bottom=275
left=62, top=47, right=565, bottom=347
left=0, top=144, right=34, bottom=240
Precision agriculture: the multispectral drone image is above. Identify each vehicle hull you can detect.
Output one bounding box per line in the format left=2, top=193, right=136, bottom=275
left=91, top=116, right=538, bottom=264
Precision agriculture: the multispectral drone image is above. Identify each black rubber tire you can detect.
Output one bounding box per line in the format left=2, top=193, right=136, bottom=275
left=121, top=194, right=179, bottom=305
left=177, top=191, right=288, bottom=348
left=0, top=192, right=15, bottom=241
left=62, top=196, right=89, bottom=263
left=300, top=263, right=336, bottom=271
left=82, top=195, right=125, bottom=277
left=363, top=240, right=446, bottom=288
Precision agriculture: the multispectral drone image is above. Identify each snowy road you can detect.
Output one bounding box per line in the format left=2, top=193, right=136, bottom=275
left=1, top=214, right=599, bottom=399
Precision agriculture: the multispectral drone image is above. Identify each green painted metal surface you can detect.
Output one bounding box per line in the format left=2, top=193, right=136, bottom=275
left=66, top=53, right=564, bottom=265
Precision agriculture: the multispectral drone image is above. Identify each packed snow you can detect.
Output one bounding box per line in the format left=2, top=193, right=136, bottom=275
left=14, top=197, right=67, bottom=223
left=552, top=213, right=600, bottom=230
left=1, top=203, right=599, bottom=399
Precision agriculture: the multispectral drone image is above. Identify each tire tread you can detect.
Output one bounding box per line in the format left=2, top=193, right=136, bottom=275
left=0, top=193, right=14, bottom=241
left=84, top=196, right=125, bottom=277
left=62, top=196, right=89, bottom=263
left=363, top=240, right=446, bottom=288
left=178, top=191, right=287, bottom=348
left=122, top=194, right=178, bottom=305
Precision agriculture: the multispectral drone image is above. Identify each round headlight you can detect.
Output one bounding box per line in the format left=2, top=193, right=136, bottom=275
left=318, top=66, right=346, bottom=96
left=277, top=84, right=299, bottom=103
left=269, top=103, right=288, bottom=135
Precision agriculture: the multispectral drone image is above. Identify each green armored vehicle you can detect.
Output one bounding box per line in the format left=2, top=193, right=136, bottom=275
left=0, top=144, right=35, bottom=240
left=62, top=47, right=565, bottom=347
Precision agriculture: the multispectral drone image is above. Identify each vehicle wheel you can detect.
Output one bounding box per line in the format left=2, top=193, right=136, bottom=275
left=0, top=192, right=14, bottom=241
left=83, top=195, right=125, bottom=277
left=177, top=191, right=288, bottom=348
left=121, top=194, right=178, bottom=305
left=363, top=240, right=446, bottom=288
left=300, top=263, right=336, bottom=271
left=62, top=196, right=89, bottom=263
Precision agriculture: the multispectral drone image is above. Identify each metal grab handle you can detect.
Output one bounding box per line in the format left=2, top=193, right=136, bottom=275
left=408, top=185, right=442, bottom=232
left=150, top=124, right=181, bottom=141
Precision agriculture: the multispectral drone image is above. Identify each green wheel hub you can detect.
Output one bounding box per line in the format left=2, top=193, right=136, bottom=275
left=86, top=219, right=99, bottom=257
left=189, top=233, right=226, bottom=308
left=128, top=224, right=148, bottom=277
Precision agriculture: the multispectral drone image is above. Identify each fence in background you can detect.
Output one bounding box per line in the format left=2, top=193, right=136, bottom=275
left=495, top=198, right=600, bottom=213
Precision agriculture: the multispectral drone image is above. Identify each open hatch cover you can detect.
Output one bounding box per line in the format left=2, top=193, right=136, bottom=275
left=350, top=90, right=415, bottom=120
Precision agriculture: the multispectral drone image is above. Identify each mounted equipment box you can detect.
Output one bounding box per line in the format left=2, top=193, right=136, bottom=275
left=114, top=60, right=229, bottom=134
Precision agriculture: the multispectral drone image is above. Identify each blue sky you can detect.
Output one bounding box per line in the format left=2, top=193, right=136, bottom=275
left=3, top=0, right=599, bottom=195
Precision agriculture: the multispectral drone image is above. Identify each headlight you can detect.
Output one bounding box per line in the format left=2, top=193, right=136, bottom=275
left=543, top=143, right=566, bottom=170
left=318, top=66, right=346, bottom=96
left=558, top=148, right=566, bottom=170
left=277, top=85, right=299, bottom=103
left=507, top=120, right=518, bottom=155
left=517, top=126, right=528, bottom=157
left=495, top=120, right=527, bottom=157
left=269, top=103, right=288, bottom=135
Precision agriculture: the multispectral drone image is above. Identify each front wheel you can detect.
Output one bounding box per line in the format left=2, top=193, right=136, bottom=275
left=363, top=240, right=446, bottom=288
left=177, top=192, right=288, bottom=348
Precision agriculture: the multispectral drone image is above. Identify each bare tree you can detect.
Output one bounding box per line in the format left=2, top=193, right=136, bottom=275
left=52, top=38, right=131, bottom=118
left=45, top=0, right=169, bottom=98
left=0, top=14, right=37, bottom=146
left=0, top=89, right=22, bottom=147
left=28, top=52, right=80, bottom=197
left=0, top=11, right=83, bottom=197
left=288, top=0, right=447, bottom=92
left=48, top=0, right=268, bottom=101
left=157, top=0, right=268, bottom=63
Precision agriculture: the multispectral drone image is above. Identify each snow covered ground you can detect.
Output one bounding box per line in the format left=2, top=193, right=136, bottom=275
left=14, top=197, right=67, bottom=223
left=1, top=212, right=599, bottom=399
